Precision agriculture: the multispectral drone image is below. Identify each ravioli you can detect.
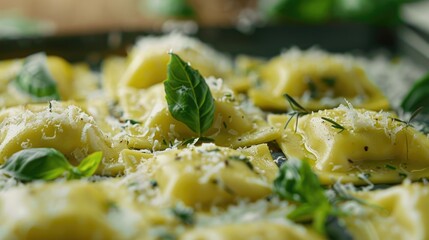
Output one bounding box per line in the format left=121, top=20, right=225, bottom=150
left=0, top=102, right=127, bottom=175
left=0, top=55, right=98, bottom=107
left=119, top=78, right=279, bottom=150
left=343, top=183, right=429, bottom=240
left=269, top=103, right=429, bottom=184
left=0, top=181, right=173, bottom=240
left=124, top=143, right=278, bottom=207
left=118, top=33, right=233, bottom=90
left=249, top=48, right=389, bottom=111
left=0, top=34, right=428, bottom=240
left=182, top=221, right=324, bottom=240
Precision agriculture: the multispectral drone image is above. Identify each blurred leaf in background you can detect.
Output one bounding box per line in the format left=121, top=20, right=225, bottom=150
left=0, top=12, right=54, bottom=39
left=260, top=0, right=334, bottom=23
left=142, top=0, right=195, bottom=18
left=260, top=0, right=421, bottom=25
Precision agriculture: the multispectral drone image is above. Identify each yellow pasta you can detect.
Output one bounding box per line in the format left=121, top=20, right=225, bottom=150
left=0, top=33, right=427, bottom=240
left=248, top=49, right=389, bottom=111
left=269, top=104, right=429, bottom=184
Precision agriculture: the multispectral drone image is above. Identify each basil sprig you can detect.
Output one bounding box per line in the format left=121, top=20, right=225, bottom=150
left=14, top=53, right=60, bottom=101
left=1, top=148, right=102, bottom=181
left=164, top=53, right=215, bottom=136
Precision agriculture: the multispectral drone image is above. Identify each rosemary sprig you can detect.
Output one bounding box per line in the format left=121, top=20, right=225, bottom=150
left=391, top=106, right=423, bottom=127
left=321, top=117, right=345, bottom=133
left=284, top=94, right=310, bottom=132
left=390, top=107, right=424, bottom=162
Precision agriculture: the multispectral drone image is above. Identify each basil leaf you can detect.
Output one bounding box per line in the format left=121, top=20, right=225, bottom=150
left=1, top=148, right=71, bottom=181
left=164, top=53, right=215, bottom=136
left=401, top=73, right=429, bottom=114
left=14, top=53, right=60, bottom=101
left=75, top=151, right=102, bottom=177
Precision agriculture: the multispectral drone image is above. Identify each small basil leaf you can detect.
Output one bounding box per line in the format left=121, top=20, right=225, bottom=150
left=75, top=151, right=103, bottom=177
left=164, top=53, right=215, bottom=136
left=1, top=148, right=71, bottom=181
left=401, top=73, right=429, bottom=114
left=14, top=53, right=60, bottom=101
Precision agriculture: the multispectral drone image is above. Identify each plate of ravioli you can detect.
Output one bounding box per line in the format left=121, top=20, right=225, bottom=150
left=0, top=32, right=428, bottom=240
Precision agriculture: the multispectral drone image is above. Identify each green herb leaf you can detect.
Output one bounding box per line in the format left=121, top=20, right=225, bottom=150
left=13, top=53, right=60, bottom=101
left=124, top=119, right=141, bottom=125
left=401, top=73, right=429, bottom=114
left=322, top=77, right=336, bottom=87
left=164, top=53, right=215, bottom=136
left=181, top=137, right=214, bottom=146
left=1, top=148, right=71, bottom=181
left=228, top=155, right=254, bottom=171
left=321, top=117, right=345, bottom=133
left=170, top=204, right=195, bottom=225
left=74, top=151, right=102, bottom=177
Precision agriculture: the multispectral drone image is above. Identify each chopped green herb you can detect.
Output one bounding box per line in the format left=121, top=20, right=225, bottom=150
left=170, top=204, right=195, bottom=225
left=13, top=53, right=60, bottom=101
left=124, top=119, right=141, bottom=125
left=322, top=77, right=336, bottom=87
left=206, top=148, right=220, bottom=152
left=106, top=201, right=119, bottom=212
left=1, top=148, right=102, bottom=182
left=321, top=117, right=345, bottom=133
left=181, top=137, right=214, bottom=146
left=164, top=53, right=215, bottom=136
left=157, top=232, right=176, bottom=240
left=399, top=172, right=408, bottom=178
left=150, top=179, right=158, bottom=188
left=228, top=155, right=254, bottom=170
left=306, top=78, right=318, bottom=98
left=48, top=101, right=53, bottom=112
left=284, top=94, right=310, bottom=132
left=385, top=164, right=397, bottom=170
